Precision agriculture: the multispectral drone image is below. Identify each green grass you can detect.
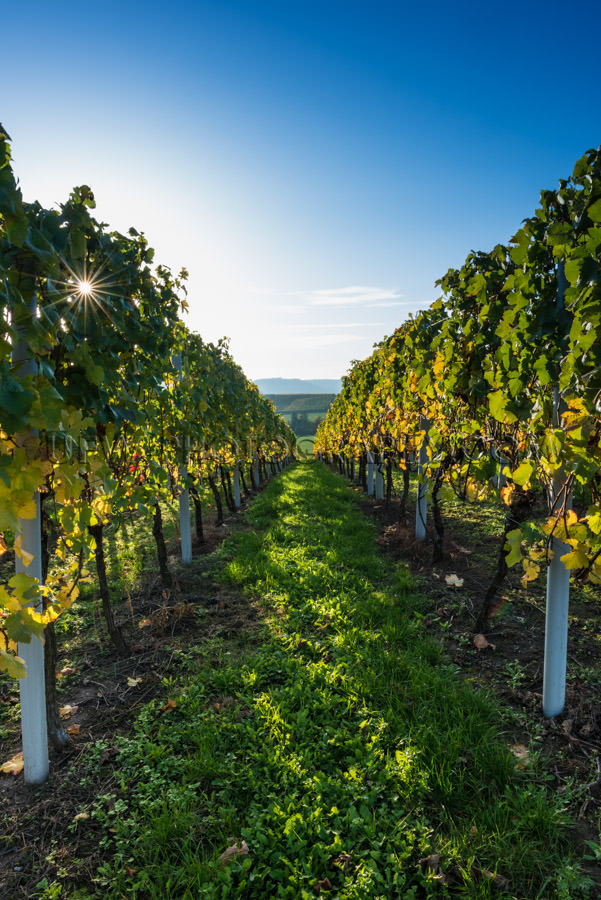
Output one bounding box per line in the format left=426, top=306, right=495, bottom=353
left=60, top=462, right=591, bottom=899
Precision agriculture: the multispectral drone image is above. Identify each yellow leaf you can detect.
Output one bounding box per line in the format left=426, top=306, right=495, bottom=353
left=92, top=495, right=111, bottom=521
left=0, top=752, right=24, bottom=776
left=445, top=574, right=464, bottom=587
left=587, top=511, right=601, bottom=535
left=13, top=534, right=34, bottom=568
left=18, top=498, right=37, bottom=520
left=433, top=353, right=445, bottom=381
left=521, top=560, right=540, bottom=586
left=560, top=547, right=588, bottom=570
left=59, top=704, right=79, bottom=719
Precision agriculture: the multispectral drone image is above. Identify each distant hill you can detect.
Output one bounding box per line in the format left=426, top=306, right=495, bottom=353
left=266, top=393, right=337, bottom=438
left=255, top=377, right=341, bottom=395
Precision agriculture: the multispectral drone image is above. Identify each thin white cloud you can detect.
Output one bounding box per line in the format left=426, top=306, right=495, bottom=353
left=296, top=321, right=387, bottom=329
left=296, top=285, right=405, bottom=307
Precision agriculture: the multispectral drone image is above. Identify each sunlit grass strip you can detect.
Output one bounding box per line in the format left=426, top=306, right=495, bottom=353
left=87, top=462, right=586, bottom=899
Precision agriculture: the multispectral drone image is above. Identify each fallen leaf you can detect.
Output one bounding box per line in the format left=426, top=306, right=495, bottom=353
left=73, top=811, right=90, bottom=822
left=161, top=699, right=177, bottom=713
left=313, top=877, right=332, bottom=894
left=66, top=723, right=81, bottom=735
left=509, top=743, right=531, bottom=769
left=124, top=866, right=138, bottom=877
left=59, top=704, right=79, bottom=719
left=474, top=634, right=496, bottom=651
left=218, top=838, right=249, bottom=866
left=57, top=666, right=78, bottom=678
left=127, top=676, right=142, bottom=688
left=1, top=752, right=24, bottom=776
left=445, top=574, right=464, bottom=587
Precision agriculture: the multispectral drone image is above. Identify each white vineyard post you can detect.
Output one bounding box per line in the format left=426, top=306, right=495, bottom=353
left=415, top=416, right=429, bottom=542
left=490, top=447, right=499, bottom=489
left=172, top=355, right=192, bottom=564
left=491, top=447, right=508, bottom=490
left=367, top=451, right=375, bottom=496
left=233, top=464, right=241, bottom=509
left=375, top=454, right=384, bottom=500
left=497, top=456, right=508, bottom=491
left=14, top=298, right=49, bottom=785
left=543, top=262, right=571, bottom=719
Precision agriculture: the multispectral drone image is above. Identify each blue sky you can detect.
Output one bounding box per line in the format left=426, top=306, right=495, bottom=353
left=4, top=0, right=601, bottom=379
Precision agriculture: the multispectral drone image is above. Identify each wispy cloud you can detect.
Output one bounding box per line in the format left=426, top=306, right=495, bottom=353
left=296, top=321, right=386, bottom=329
left=294, top=285, right=406, bottom=307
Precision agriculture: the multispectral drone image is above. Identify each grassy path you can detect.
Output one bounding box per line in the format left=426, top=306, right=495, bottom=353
left=86, top=462, right=585, bottom=899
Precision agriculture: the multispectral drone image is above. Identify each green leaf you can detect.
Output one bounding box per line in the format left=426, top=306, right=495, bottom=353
left=512, top=460, right=535, bottom=487
left=509, top=230, right=529, bottom=265
left=0, top=385, right=35, bottom=421
left=488, top=390, right=517, bottom=424
left=505, top=528, right=522, bottom=567
left=0, top=648, right=27, bottom=679
left=533, top=355, right=552, bottom=386
left=564, top=257, right=582, bottom=286
left=69, top=229, right=86, bottom=259
left=5, top=214, right=27, bottom=246
left=587, top=197, right=601, bottom=223
left=9, top=572, right=40, bottom=602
